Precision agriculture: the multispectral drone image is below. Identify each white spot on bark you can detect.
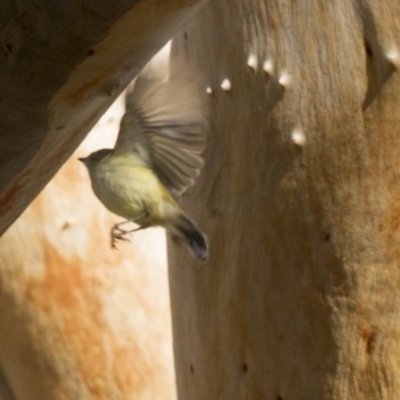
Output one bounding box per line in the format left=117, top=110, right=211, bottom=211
left=386, top=47, right=400, bottom=68
left=247, top=54, right=257, bottom=70
left=291, top=128, right=306, bottom=146
left=206, top=86, right=213, bottom=94
left=278, top=71, right=291, bottom=88
left=221, top=78, right=231, bottom=91
left=263, top=59, right=274, bottom=75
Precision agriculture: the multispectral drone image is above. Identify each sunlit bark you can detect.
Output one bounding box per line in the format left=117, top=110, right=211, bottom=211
left=169, top=1, right=400, bottom=399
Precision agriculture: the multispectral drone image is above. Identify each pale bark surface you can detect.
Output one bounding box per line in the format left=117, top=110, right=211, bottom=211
left=169, top=1, right=400, bottom=399
left=0, top=101, right=176, bottom=400
left=0, top=0, right=204, bottom=236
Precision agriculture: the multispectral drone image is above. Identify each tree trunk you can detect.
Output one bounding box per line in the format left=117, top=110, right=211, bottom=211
left=169, top=0, right=400, bottom=399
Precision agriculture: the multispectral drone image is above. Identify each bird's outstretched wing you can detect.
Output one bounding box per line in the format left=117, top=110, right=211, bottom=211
left=114, top=59, right=208, bottom=196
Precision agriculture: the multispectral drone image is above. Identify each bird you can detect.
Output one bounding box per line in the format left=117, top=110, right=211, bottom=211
left=79, top=57, right=209, bottom=262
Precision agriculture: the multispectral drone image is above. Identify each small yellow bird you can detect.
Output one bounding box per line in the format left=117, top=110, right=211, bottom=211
left=79, top=60, right=208, bottom=262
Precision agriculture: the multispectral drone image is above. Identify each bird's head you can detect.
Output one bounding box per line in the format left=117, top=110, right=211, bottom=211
left=78, top=149, right=112, bottom=170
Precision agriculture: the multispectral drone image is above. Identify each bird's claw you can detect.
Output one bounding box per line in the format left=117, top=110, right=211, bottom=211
left=110, top=216, right=147, bottom=249
left=111, top=226, right=131, bottom=250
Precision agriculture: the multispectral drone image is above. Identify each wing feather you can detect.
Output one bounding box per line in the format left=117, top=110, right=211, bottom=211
left=114, top=57, right=208, bottom=195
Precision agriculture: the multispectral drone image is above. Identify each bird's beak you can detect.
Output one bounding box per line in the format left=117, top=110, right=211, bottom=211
left=78, top=157, right=87, bottom=163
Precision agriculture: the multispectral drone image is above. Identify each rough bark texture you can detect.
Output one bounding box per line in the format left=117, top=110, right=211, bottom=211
left=0, top=0, right=204, bottom=236
left=169, top=1, right=400, bottom=399
left=0, top=101, right=176, bottom=399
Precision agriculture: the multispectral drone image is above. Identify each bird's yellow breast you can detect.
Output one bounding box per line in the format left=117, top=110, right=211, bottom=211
left=89, top=153, right=176, bottom=226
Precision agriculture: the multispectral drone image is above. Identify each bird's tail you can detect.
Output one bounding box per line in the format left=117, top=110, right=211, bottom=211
left=168, top=212, right=208, bottom=263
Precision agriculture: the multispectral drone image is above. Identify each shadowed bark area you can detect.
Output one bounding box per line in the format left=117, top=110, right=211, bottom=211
left=168, top=0, right=400, bottom=399
left=0, top=0, right=205, bottom=236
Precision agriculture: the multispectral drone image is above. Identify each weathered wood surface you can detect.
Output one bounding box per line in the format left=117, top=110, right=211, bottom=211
left=0, top=0, right=205, bottom=236
left=0, top=101, right=176, bottom=399
left=169, top=1, right=400, bottom=399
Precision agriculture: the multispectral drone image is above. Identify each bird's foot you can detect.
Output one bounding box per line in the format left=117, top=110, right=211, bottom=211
left=110, top=213, right=149, bottom=250
left=111, top=225, right=132, bottom=250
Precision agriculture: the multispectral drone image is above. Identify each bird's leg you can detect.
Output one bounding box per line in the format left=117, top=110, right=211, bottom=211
left=113, top=219, right=136, bottom=234
left=111, top=212, right=149, bottom=249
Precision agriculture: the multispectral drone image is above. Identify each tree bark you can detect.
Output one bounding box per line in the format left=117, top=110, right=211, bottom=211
left=0, top=0, right=205, bottom=236
left=169, top=0, right=400, bottom=399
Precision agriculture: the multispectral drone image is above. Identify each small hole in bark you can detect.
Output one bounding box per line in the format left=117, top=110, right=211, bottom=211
left=61, top=221, right=70, bottom=230
left=324, top=233, right=331, bottom=242
left=277, top=396, right=283, bottom=400
left=210, top=208, right=220, bottom=217
left=189, top=364, right=194, bottom=374
left=242, top=363, right=248, bottom=373
left=87, top=49, right=94, bottom=56
left=366, top=333, right=376, bottom=354
left=184, top=31, right=188, bottom=40
left=5, top=43, right=13, bottom=53
left=364, top=40, right=373, bottom=57
left=361, top=330, right=376, bottom=355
